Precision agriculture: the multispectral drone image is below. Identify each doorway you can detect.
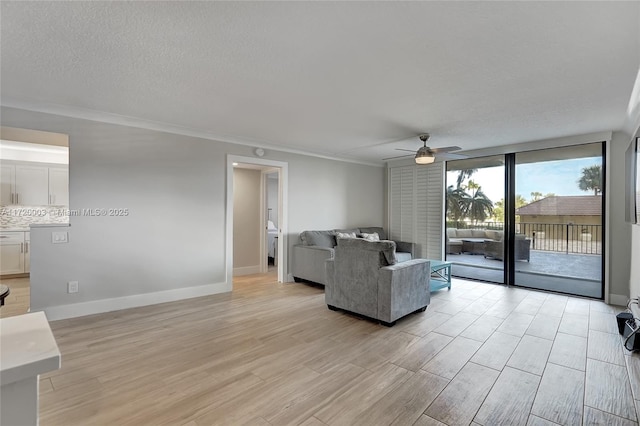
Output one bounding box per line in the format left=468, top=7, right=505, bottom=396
left=264, top=170, right=279, bottom=273
left=0, top=127, right=70, bottom=317
left=226, top=155, right=288, bottom=287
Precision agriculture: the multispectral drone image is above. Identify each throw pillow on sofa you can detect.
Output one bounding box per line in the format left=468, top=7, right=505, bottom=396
left=359, top=226, right=388, bottom=240
left=336, top=231, right=357, bottom=239
left=360, top=232, right=380, bottom=242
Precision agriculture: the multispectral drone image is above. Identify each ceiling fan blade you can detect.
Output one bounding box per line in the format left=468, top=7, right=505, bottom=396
left=394, top=148, right=417, bottom=153
left=430, top=145, right=462, bottom=153
left=437, top=152, right=468, bottom=160
left=382, top=154, right=414, bottom=161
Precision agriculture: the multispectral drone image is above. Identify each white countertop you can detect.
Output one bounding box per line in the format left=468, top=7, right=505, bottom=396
left=0, top=312, right=61, bottom=386
left=0, top=224, right=70, bottom=232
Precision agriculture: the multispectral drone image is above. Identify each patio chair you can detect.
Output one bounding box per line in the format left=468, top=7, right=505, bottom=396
left=484, top=236, right=531, bottom=261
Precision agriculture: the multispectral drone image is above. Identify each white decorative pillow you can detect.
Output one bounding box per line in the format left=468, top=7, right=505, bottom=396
left=360, top=232, right=380, bottom=242
left=336, top=231, right=357, bottom=239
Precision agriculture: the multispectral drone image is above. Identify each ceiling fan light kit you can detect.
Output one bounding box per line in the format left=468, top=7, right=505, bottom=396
left=415, top=150, right=435, bottom=164
left=382, top=132, right=465, bottom=164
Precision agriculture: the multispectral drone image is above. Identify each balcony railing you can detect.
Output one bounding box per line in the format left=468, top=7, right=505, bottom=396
left=446, top=221, right=602, bottom=255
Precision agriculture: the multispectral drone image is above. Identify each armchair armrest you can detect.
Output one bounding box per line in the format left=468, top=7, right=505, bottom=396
left=378, top=259, right=431, bottom=323
left=394, top=240, right=416, bottom=258
left=292, top=245, right=335, bottom=285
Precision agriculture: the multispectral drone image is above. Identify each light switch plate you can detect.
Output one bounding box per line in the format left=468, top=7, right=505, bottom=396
left=52, top=231, right=68, bottom=244
left=67, top=281, right=79, bottom=293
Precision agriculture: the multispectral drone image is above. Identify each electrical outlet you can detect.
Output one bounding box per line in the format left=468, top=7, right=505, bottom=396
left=67, top=281, right=79, bottom=293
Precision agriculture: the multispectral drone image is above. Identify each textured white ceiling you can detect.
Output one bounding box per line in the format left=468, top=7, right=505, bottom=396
left=1, top=2, right=639, bottom=163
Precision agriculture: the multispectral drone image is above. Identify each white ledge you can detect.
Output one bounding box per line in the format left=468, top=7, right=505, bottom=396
left=0, top=312, right=61, bottom=386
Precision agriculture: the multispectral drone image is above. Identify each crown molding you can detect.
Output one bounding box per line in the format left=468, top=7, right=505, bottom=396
left=0, top=97, right=383, bottom=168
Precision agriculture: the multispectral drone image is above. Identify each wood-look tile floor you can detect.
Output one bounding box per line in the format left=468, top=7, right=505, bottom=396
left=35, top=273, right=640, bottom=425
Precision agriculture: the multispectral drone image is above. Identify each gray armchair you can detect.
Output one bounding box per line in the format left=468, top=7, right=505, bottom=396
left=325, top=238, right=431, bottom=326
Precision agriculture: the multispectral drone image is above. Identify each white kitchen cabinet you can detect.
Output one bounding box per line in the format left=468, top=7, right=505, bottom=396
left=0, top=162, right=69, bottom=206
left=0, top=232, right=25, bottom=275
left=48, top=168, right=69, bottom=206
left=15, top=165, right=49, bottom=205
left=1, top=164, right=15, bottom=205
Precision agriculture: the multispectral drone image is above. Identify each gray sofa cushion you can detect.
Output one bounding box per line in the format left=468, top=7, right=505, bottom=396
left=300, top=230, right=336, bottom=248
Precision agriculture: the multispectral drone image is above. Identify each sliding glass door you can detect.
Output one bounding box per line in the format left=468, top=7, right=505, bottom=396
left=514, top=143, right=603, bottom=298
left=445, top=156, right=505, bottom=284
left=445, top=142, right=604, bottom=298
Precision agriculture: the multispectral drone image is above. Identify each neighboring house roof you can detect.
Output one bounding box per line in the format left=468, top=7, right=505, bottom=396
left=516, top=196, right=602, bottom=216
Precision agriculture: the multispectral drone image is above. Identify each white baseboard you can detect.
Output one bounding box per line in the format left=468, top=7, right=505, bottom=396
left=609, top=293, right=629, bottom=307
left=41, top=281, right=231, bottom=321
left=233, top=265, right=261, bottom=276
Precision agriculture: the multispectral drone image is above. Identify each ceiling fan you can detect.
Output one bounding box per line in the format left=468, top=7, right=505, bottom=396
left=383, top=134, right=466, bottom=164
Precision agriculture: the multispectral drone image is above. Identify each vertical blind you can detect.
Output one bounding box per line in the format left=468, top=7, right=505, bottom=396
left=388, top=163, right=444, bottom=260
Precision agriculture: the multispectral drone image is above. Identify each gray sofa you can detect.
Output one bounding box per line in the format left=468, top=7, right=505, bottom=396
left=446, top=228, right=531, bottom=261
left=292, top=226, right=415, bottom=286
left=325, top=238, right=431, bottom=326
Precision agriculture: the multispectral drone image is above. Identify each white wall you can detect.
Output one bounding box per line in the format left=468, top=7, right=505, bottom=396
left=233, top=168, right=261, bottom=274
left=1, top=107, right=384, bottom=319
left=610, top=131, right=634, bottom=302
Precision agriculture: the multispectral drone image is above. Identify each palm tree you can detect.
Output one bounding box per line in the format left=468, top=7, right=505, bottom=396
left=456, top=168, right=477, bottom=189
left=577, top=165, right=602, bottom=195
left=446, top=185, right=470, bottom=227
left=531, top=191, right=543, bottom=201
left=492, top=195, right=528, bottom=222
left=466, top=180, right=494, bottom=224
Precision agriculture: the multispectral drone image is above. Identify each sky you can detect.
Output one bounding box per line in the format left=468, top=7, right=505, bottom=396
left=446, top=157, right=602, bottom=203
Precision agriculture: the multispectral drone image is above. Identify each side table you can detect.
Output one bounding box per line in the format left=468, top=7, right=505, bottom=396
left=428, top=260, right=452, bottom=292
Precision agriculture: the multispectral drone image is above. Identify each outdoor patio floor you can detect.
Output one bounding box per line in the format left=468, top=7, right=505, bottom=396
left=447, top=250, right=603, bottom=298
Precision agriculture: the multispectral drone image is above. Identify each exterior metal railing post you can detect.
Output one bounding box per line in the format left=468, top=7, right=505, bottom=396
left=566, top=224, right=570, bottom=254
left=532, top=231, right=536, bottom=249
